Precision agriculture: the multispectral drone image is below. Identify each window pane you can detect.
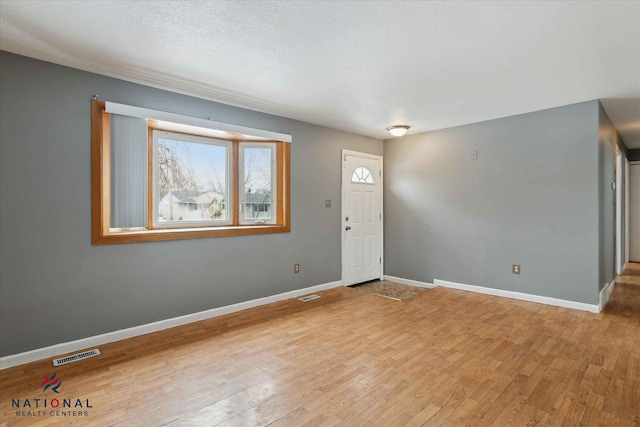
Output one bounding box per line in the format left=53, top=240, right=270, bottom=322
left=242, top=145, right=274, bottom=222
left=352, top=166, right=374, bottom=184
left=155, top=132, right=229, bottom=226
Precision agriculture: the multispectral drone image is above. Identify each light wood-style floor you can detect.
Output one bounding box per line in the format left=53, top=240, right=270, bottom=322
left=2, top=265, right=639, bottom=426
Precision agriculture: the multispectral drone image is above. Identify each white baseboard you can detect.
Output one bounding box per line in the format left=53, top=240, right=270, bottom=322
left=433, top=279, right=601, bottom=313
left=384, top=275, right=436, bottom=289
left=598, top=278, right=616, bottom=312
left=0, top=280, right=342, bottom=370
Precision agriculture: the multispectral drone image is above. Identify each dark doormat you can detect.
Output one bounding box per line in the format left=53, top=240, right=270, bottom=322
left=350, top=280, right=429, bottom=301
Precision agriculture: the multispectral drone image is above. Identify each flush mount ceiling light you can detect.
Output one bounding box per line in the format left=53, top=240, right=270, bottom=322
left=386, top=125, right=410, bottom=137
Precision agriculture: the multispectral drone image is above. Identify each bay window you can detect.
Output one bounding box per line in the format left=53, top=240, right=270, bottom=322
left=91, top=99, right=290, bottom=244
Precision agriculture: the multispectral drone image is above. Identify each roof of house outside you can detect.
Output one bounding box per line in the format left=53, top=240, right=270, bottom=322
left=163, top=190, right=224, bottom=204
left=244, top=191, right=271, bottom=204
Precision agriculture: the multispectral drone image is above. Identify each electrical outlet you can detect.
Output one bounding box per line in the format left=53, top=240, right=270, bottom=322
left=512, top=264, right=521, bottom=274
left=472, top=150, right=478, bottom=160
left=294, top=263, right=300, bottom=273
left=325, top=199, right=332, bottom=208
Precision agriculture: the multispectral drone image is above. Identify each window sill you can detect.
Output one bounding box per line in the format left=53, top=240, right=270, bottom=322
left=92, top=224, right=290, bottom=245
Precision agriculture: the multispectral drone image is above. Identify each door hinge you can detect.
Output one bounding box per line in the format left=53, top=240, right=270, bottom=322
left=379, top=170, right=381, bottom=177
left=380, top=257, right=382, bottom=264
left=379, top=213, right=382, bottom=220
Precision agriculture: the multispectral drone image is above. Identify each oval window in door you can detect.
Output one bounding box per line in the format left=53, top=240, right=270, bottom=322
left=351, top=166, right=374, bottom=184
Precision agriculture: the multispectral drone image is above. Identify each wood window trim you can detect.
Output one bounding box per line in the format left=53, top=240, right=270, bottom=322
left=92, top=100, right=290, bottom=245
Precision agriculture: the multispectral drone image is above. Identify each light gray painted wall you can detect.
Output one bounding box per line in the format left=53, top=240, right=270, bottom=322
left=0, top=52, right=382, bottom=357
left=384, top=101, right=600, bottom=304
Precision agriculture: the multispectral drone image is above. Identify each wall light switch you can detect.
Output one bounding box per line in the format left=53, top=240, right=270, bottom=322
left=325, top=199, right=332, bottom=208
left=512, top=264, right=521, bottom=274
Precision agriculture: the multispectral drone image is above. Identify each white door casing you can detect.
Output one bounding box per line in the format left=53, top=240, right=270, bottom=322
left=616, top=148, right=623, bottom=274
left=625, top=158, right=629, bottom=264
left=630, top=164, right=640, bottom=262
left=342, top=150, right=383, bottom=286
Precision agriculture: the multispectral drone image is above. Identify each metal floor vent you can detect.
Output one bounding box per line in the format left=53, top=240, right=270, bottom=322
left=53, top=349, right=101, bottom=367
left=298, top=294, right=320, bottom=302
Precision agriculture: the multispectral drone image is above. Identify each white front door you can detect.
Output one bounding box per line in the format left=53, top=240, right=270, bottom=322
left=342, top=150, right=383, bottom=286
left=630, top=164, right=640, bottom=262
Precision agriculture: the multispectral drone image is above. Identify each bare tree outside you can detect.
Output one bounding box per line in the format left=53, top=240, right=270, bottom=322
left=156, top=137, right=227, bottom=221
left=157, top=139, right=198, bottom=199
left=243, top=146, right=272, bottom=220
left=208, top=160, right=226, bottom=194
left=244, top=148, right=271, bottom=190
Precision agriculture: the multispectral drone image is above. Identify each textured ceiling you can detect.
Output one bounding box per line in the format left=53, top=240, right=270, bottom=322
left=1, top=1, right=639, bottom=147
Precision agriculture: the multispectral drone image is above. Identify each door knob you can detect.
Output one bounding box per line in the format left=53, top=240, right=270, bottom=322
left=345, top=226, right=351, bottom=231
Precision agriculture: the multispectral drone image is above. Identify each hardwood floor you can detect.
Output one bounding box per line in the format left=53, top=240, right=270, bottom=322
left=2, top=265, right=639, bottom=426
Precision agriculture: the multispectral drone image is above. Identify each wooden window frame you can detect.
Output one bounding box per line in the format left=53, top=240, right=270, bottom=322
left=92, top=100, right=290, bottom=245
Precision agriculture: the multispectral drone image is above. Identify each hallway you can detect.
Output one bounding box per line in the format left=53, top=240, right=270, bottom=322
left=610, top=262, right=640, bottom=317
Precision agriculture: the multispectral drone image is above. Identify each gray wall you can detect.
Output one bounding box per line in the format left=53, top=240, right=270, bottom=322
left=384, top=101, right=601, bottom=304
left=0, top=52, right=382, bottom=357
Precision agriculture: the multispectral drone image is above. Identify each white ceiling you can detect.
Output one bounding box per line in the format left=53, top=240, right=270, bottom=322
left=1, top=1, right=639, bottom=147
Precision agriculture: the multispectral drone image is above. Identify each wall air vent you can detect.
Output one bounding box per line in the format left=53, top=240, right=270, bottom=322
left=53, top=349, right=101, bottom=366
left=298, top=294, right=320, bottom=302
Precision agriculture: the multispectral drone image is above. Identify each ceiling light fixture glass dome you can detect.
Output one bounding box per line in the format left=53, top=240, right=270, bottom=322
left=386, top=125, right=410, bottom=137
